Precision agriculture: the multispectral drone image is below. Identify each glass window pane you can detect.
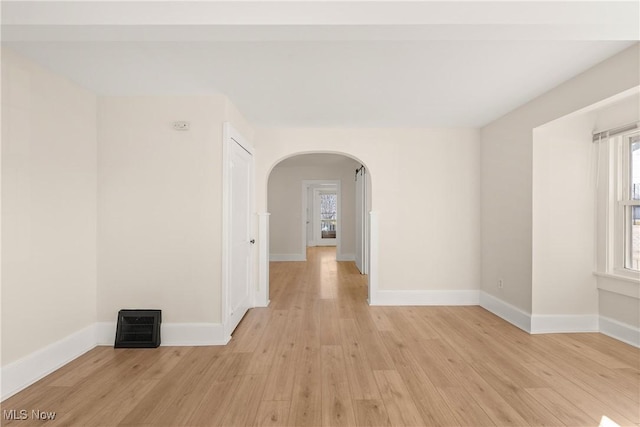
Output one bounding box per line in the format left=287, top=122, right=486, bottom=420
left=630, top=206, right=640, bottom=271
left=632, top=139, right=640, bottom=200
left=320, top=193, right=337, bottom=239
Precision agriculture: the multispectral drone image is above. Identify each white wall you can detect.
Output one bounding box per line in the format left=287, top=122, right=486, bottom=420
left=256, top=128, right=481, bottom=293
left=1, top=48, right=97, bottom=365
left=268, top=157, right=360, bottom=260
left=97, top=95, right=248, bottom=325
left=481, top=43, right=639, bottom=316
left=532, top=114, right=597, bottom=316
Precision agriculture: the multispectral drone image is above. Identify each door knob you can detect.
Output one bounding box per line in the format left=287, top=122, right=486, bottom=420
left=250, top=239, right=256, bottom=244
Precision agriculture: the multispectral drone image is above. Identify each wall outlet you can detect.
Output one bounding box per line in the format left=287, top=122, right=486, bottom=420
left=497, top=279, right=504, bottom=289
left=173, top=121, right=190, bottom=131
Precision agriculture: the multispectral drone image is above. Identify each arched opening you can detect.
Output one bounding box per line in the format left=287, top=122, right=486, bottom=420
left=265, top=152, right=373, bottom=303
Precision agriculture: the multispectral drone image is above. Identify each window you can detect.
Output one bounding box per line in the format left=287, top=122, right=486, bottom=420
left=320, top=193, right=337, bottom=239
left=624, top=135, right=640, bottom=270
left=607, top=130, right=640, bottom=276
left=595, top=127, right=640, bottom=281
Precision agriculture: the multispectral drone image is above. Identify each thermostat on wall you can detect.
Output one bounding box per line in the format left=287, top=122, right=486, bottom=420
left=173, top=121, right=190, bottom=131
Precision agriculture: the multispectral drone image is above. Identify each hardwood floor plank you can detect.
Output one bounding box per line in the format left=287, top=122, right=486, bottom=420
left=372, top=370, right=424, bottom=427
left=522, top=360, right=639, bottom=425
left=219, top=374, right=267, bottom=426
left=46, top=346, right=115, bottom=387
left=245, top=309, right=289, bottom=374
left=524, top=388, right=596, bottom=426
left=569, top=333, right=640, bottom=369
left=399, top=307, right=441, bottom=340
left=379, top=331, right=459, bottom=426
left=353, top=399, right=391, bottom=427
left=368, top=307, right=395, bottom=332
left=340, top=319, right=382, bottom=400
left=449, top=364, right=529, bottom=427
left=81, top=379, right=160, bottom=427
left=357, top=330, right=395, bottom=371
left=119, top=347, right=224, bottom=426
left=524, top=337, right=640, bottom=421
left=319, top=299, right=342, bottom=345
left=228, top=308, right=271, bottom=353
left=183, top=351, right=250, bottom=426
left=254, top=401, right=291, bottom=426
left=437, top=387, right=495, bottom=427
left=287, top=343, right=322, bottom=426
left=547, top=333, right=633, bottom=369
left=59, top=351, right=175, bottom=425
left=261, top=341, right=299, bottom=401
left=405, top=338, right=463, bottom=388
left=472, top=362, right=564, bottom=427
left=320, top=345, right=357, bottom=426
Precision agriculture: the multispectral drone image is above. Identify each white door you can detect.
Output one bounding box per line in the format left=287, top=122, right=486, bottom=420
left=355, top=166, right=367, bottom=273
left=314, top=188, right=338, bottom=246
left=227, top=139, right=252, bottom=334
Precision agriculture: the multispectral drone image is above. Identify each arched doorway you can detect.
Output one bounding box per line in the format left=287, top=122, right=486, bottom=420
left=262, top=152, right=373, bottom=304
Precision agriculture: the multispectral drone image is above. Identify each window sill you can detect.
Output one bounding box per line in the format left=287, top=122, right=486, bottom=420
left=594, top=272, right=640, bottom=299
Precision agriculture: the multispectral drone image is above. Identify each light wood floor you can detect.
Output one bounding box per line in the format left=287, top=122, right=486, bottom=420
left=3, top=247, right=639, bottom=427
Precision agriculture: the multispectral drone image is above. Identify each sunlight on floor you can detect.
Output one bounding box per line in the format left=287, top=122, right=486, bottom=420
left=599, top=415, right=621, bottom=427
left=317, top=247, right=338, bottom=300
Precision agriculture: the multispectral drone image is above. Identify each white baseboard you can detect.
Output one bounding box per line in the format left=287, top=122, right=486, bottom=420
left=479, top=292, right=601, bottom=335
left=479, top=291, right=531, bottom=333
left=270, top=253, right=306, bottom=262
left=372, top=290, right=480, bottom=306
left=1, top=324, right=97, bottom=401
left=96, top=322, right=230, bottom=346
left=530, top=314, right=599, bottom=334
left=253, top=299, right=271, bottom=308
left=336, top=253, right=355, bottom=262
left=599, top=316, right=640, bottom=348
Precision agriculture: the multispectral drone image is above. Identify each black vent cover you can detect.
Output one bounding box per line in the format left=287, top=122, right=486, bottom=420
left=114, top=309, right=161, bottom=348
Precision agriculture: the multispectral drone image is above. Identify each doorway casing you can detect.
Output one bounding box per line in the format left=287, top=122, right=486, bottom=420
left=302, top=180, right=341, bottom=257
left=260, top=152, right=378, bottom=306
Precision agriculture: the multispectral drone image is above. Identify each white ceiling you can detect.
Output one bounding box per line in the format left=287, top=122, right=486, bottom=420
left=2, top=1, right=638, bottom=128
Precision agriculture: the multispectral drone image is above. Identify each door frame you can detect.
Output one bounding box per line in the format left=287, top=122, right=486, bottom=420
left=355, top=166, right=369, bottom=274
left=222, top=122, right=255, bottom=339
left=312, top=186, right=338, bottom=246
left=301, top=180, right=341, bottom=258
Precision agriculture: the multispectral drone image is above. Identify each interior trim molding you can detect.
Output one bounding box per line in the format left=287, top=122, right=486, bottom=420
left=371, top=290, right=479, bottom=306
left=600, top=316, right=640, bottom=348
left=336, top=253, right=355, bottom=262
left=1, top=324, right=97, bottom=401
left=256, top=212, right=271, bottom=307
left=530, top=314, right=599, bottom=334
left=367, top=211, right=379, bottom=305
left=96, top=322, right=230, bottom=347
left=479, top=291, right=532, bottom=333
left=269, top=253, right=306, bottom=262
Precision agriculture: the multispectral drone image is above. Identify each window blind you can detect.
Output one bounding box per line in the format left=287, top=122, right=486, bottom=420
left=592, top=122, right=639, bottom=142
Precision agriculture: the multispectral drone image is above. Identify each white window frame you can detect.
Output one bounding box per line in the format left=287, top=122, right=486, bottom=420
left=608, top=131, right=640, bottom=279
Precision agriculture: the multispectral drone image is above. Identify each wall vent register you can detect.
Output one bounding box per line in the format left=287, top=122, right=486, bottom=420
left=114, top=309, right=161, bottom=348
